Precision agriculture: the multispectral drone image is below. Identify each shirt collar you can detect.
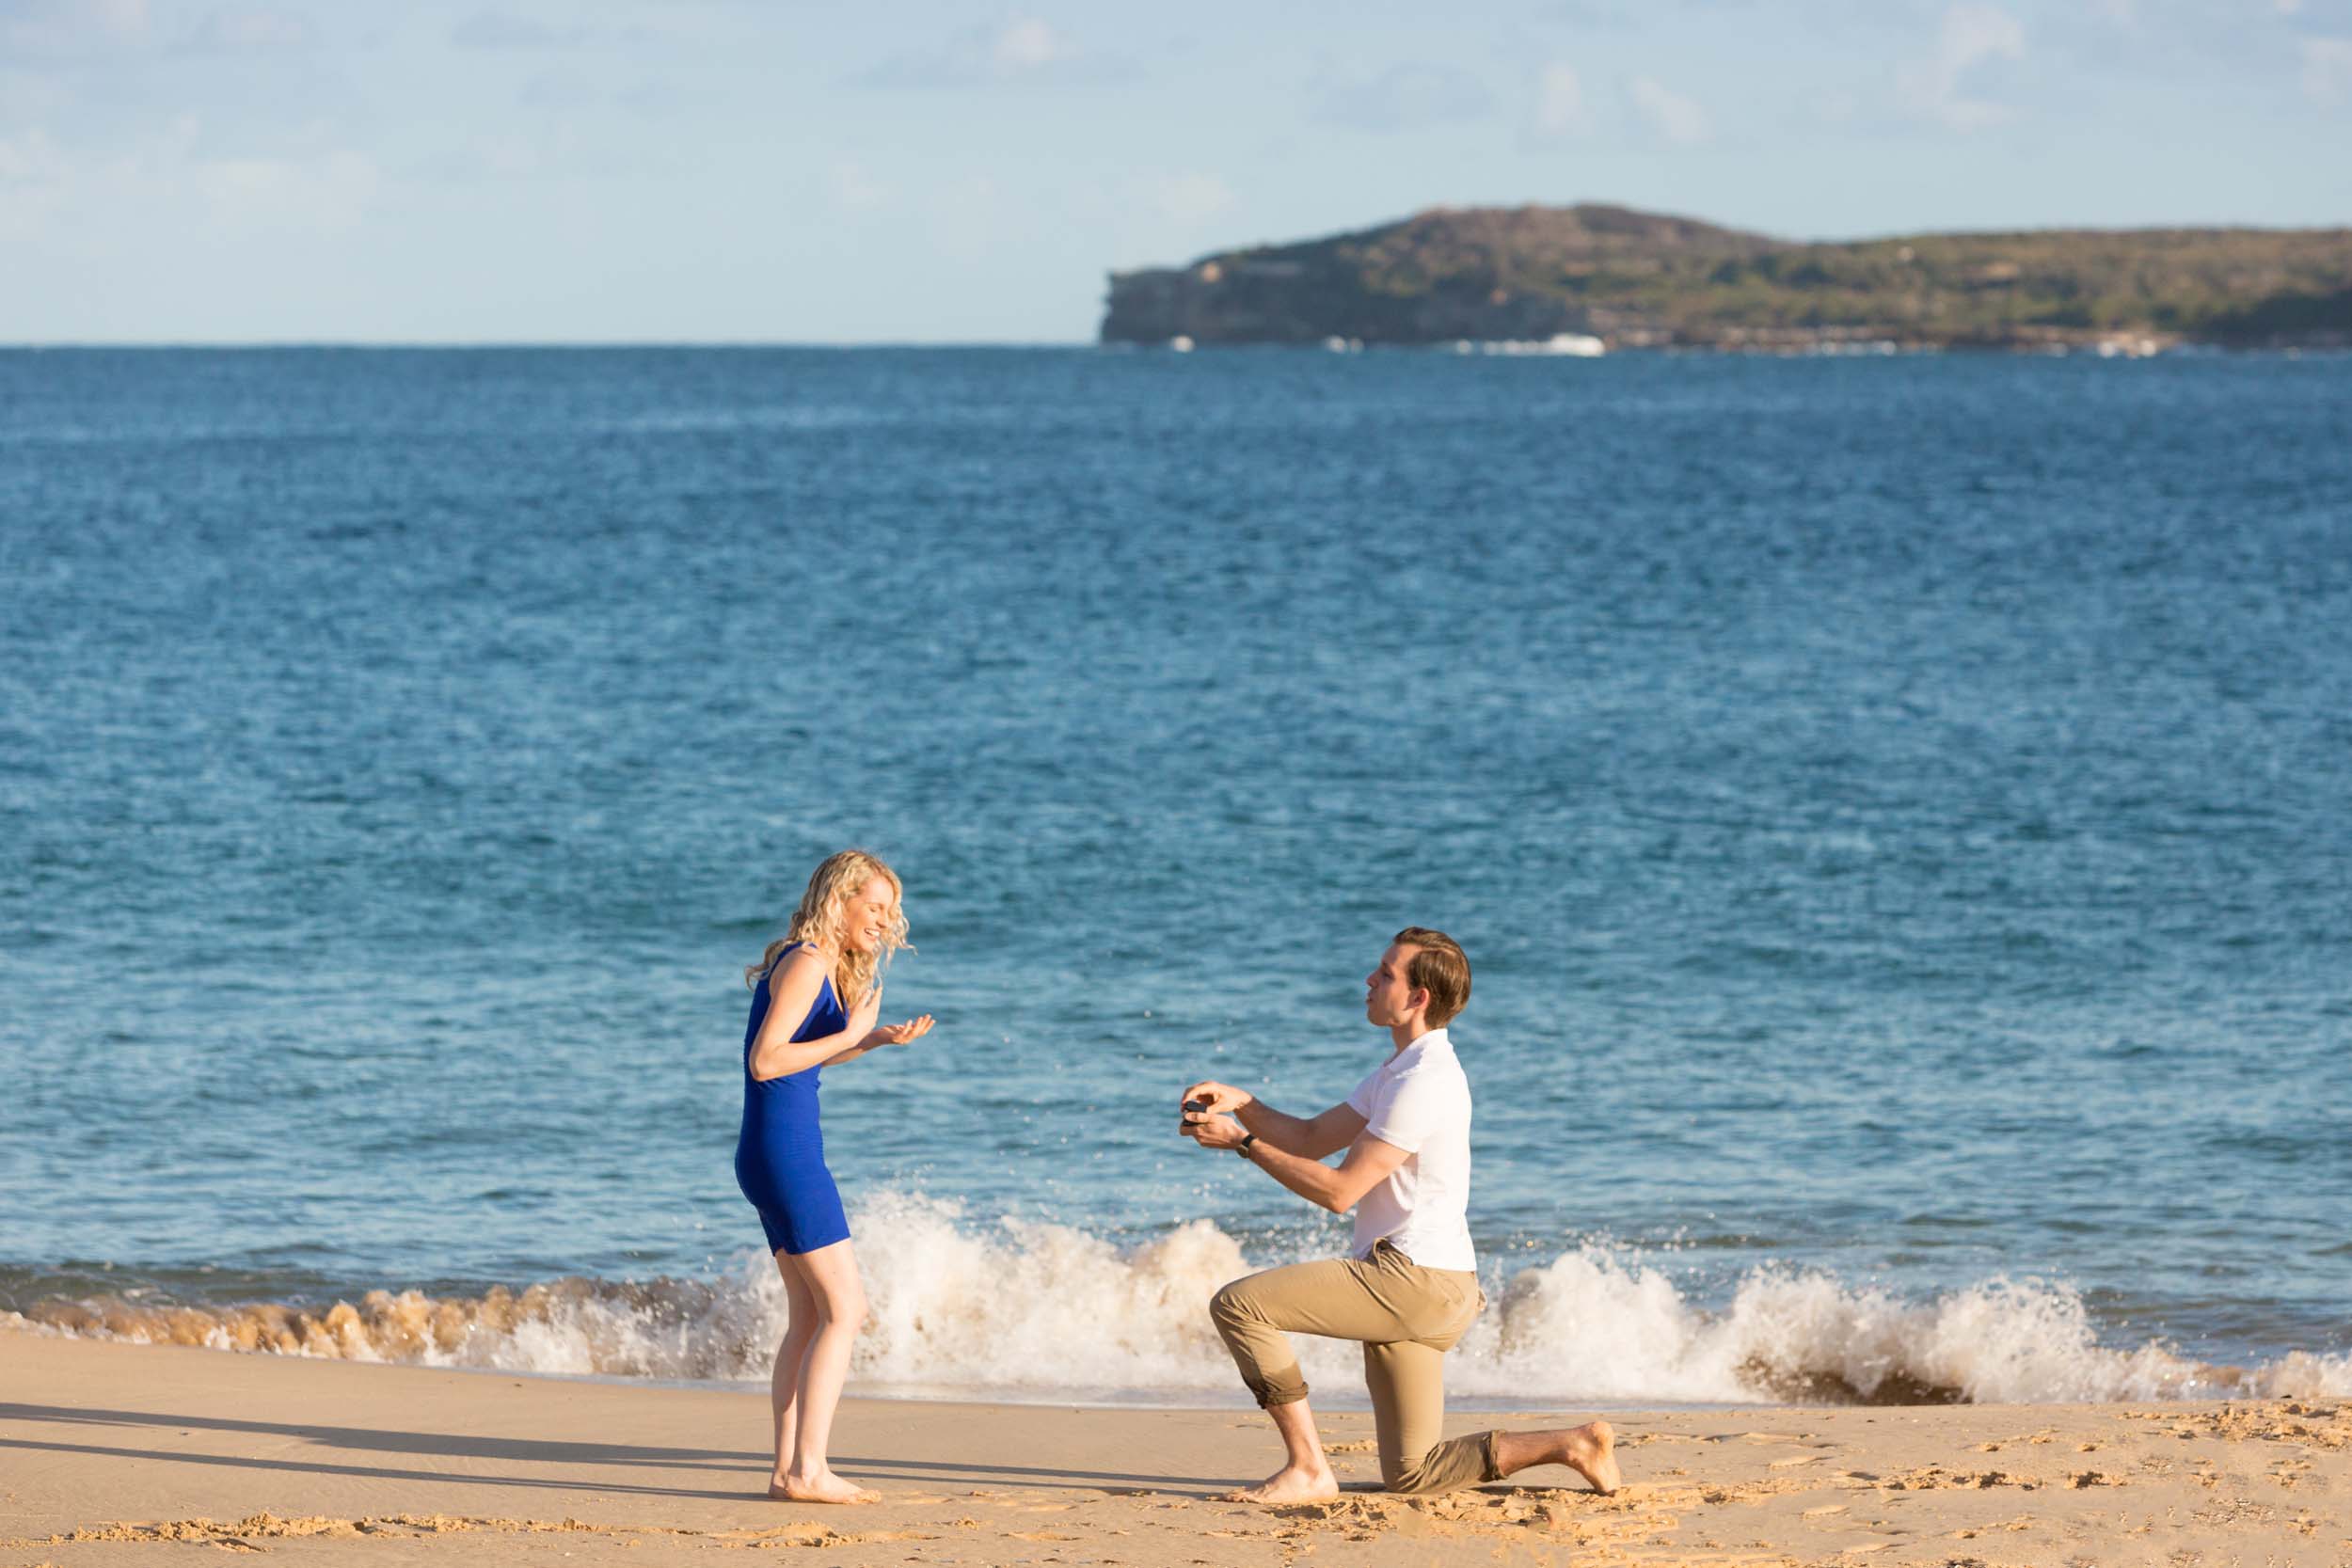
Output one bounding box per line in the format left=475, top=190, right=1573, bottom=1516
left=1388, top=1027, right=1452, bottom=1070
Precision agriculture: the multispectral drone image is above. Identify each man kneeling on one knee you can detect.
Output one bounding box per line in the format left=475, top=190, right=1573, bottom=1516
left=1180, top=927, right=1621, bottom=1504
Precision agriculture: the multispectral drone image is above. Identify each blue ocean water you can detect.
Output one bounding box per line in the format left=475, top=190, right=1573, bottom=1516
left=2, top=346, right=2346, bottom=1404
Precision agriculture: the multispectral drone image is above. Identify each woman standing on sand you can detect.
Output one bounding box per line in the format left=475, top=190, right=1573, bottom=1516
left=738, top=848, right=933, bottom=1504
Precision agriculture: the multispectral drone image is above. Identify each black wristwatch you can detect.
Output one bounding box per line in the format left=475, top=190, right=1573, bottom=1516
left=1235, top=1132, right=1257, bottom=1160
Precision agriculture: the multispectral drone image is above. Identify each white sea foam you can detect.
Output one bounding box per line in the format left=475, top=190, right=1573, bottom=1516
left=1442, top=1252, right=2256, bottom=1404
left=11, top=1191, right=2346, bottom=1405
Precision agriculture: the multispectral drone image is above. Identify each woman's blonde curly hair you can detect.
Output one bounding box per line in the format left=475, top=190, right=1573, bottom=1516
left=745, top=848, right=911, bottom=1010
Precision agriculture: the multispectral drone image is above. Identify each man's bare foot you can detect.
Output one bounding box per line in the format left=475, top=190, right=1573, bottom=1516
left=1559, top=1419, right=1619, bottom=1495
left=1494, top=1419, right=1619, bottom=1496
left=768, top=1469, right=880, bottom=1504
left=1225, top=1465, right=1341, bottom=1505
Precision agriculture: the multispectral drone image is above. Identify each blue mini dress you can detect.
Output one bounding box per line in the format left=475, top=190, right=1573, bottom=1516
left=734, top=943, right=853, bottom=1256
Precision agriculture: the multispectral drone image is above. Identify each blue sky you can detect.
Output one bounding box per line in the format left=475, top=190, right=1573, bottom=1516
left=4, top=0, right=2347, bottom=341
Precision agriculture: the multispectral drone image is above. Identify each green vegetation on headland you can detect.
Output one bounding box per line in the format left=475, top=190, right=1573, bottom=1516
left=1100, top=205, right=2352, bottom=351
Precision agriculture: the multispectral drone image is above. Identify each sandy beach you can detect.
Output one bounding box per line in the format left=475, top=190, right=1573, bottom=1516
left=2, top=1332, right=2343, bottom=1568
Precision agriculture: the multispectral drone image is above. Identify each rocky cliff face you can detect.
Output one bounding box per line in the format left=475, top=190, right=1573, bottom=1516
left=1104, top=257, right=1595, bottom=345
left=1104, top=204, right=1770, bottom=346
left=1101, top=204, right=2352, bottom=350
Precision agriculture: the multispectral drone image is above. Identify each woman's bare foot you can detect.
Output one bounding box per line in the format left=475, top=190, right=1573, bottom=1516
left=1494, top=1419, right=1620, bottom=1496
left=768, top=1469, right=880, bottom=1505
left=1225, top=1465, right=1341, bottom=1505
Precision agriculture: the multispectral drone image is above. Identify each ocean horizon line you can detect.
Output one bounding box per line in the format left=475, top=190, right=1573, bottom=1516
left=9, top=340, right=2343, bottom=359
left=0, top=339, right=1101, bottom=352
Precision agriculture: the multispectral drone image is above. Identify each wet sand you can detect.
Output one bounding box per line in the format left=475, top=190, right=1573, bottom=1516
left=2, top=1331, right=2344, bottom=1566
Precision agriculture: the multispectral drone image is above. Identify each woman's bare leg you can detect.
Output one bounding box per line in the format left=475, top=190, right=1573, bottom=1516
left=766, top=1252, right=818, bottom=1489
left=771, top=1239, right=877, bottom=1504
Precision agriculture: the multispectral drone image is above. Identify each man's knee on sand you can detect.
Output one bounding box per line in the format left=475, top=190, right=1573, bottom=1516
left=1381, top=1457, right=1436, bottom=1494
left=1380, top=1453, right=1451, bottom=1495
left=1379, top=1431, right=1502, bottom=1496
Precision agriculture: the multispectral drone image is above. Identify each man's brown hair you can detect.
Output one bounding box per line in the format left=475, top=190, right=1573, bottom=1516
left=1392, top=927, right=1470, bottom=1027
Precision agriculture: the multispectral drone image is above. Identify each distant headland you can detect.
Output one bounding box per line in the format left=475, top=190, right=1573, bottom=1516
left=1101, top=205, right=2352, bottom=354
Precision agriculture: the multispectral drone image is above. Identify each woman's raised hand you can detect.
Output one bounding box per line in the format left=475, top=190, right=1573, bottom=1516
left=868, top=1014, right=934, bottom=1048
left=848, top=985, right=883, bottom=1038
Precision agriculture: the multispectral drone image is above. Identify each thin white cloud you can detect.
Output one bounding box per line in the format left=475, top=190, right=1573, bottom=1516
left=2, top=1, right=324, bottom=57
left=1537, top=1, right=1636, bottom=27
left=1153, top=171, right=1233, bottom=226
left=88, top=0, right=151, bottom=40
left=182, top=8, right=314, bottom=52
left=194, top=147, right=373, bottom=227
left=1807, top=87, right=1863, bottom=126
left=0, top=127, right=70, bottom=243
left=2302, top=36, right=2352, bottom=99
left=463, top=135, right=541, bottom=179
left=1898, top=3, right=2026, bottom=131
left=927, top=172, right=1009, bottom=261
left=1534, top=60, right=1587, bottom=136
left=830, top=158, right=889, bottom=211
left=992, top=17, right=1071, bottom=71
left=1, top=116, right=376, bottom=249
left=453, top=11, right=589, bottom=49
left=0, top=0, right=151, bottom=54
left=518, top=71, right=682, bottom=117
left=0, top=124, right=67, bottom=183
left=1628, top=74, right=1709, bottom=144
left=858, top=17, right=1128, bottom=88
left=413, top=125, right=599, bottom=183
left=0, top=66, right=72, bottom=123
left=1315, top=62, right=1494, bottom=131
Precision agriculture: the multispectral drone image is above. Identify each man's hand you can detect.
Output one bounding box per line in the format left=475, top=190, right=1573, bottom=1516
left=866, top=1014, right=934, bottom=1048
left=1179, top=1081, right=1253, bottom=1143
left=1181, top=1081, right=1253, bottom=1116
left=1180, top=1110, right=1249, bottom=1150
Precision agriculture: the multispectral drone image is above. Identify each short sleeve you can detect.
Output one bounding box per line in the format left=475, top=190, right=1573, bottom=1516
left=1362, top=1070, right=1438, bottom=1153
left=1344, top=1069, right=1383, bottom=1120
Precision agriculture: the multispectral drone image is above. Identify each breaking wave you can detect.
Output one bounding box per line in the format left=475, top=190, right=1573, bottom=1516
left=8, top=1192, right=2346, bottom=1406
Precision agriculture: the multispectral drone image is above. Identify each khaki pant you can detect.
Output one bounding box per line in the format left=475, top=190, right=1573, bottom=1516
left=1209, top=1240, right=1500, bottom=1496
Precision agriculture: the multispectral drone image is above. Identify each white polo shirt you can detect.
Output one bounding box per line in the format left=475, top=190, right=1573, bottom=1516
left=1343, top=1028, right=1475, bottom=1272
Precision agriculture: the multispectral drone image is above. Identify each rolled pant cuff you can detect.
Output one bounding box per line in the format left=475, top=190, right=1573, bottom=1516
left=1479, top=1429, right=1503, bottom=1482
left=1248, top=1369, right=1310, bottom=1408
